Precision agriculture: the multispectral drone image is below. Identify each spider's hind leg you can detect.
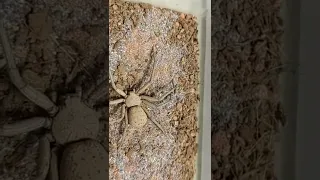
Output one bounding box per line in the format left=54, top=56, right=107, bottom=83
left=36, top=134, right=52, bottom=180
left=140, top=88, right=175, bottom=103
left=141, top=105, right=167, bottom=136
left=117, top=108, right=129, bottom=150
left=110, top=103, right=126, bottom=125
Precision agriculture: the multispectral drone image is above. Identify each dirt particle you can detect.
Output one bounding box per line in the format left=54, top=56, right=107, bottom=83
left=112, top=4, right=118, bottom=10
left=27, top=11, right=53, bottom=41
left=177, top=103, right=183, bottom=112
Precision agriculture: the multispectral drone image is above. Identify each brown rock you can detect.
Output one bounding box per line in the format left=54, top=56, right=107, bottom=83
left=60, top=140, right=108, bottom=180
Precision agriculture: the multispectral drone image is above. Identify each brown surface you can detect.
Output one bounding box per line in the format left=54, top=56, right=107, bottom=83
left=211, top=0, right=284, bottom=179
left=109, top=1, right=199, bottom=180
left=0, top=0, right=107, bottom=179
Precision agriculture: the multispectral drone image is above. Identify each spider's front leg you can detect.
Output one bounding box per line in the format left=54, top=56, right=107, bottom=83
left=137, top=47, right=157, bottom=95
left=109, top=70, right=126, bottom=97
left=109, top=71, right=127, bottom=123
left=0, top=20, right=58, bottom=116
left=110, top=99, right=125, bottom=105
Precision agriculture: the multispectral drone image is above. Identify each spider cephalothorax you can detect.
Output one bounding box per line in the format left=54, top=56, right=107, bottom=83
left=125, top=91, right=142, bottom=107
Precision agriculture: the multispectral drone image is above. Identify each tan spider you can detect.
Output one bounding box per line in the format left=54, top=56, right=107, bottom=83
left=109, top=50, right=174, bottom=136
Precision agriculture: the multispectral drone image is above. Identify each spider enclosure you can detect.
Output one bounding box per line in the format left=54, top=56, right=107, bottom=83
left=109, top=0, right=202, bottom=179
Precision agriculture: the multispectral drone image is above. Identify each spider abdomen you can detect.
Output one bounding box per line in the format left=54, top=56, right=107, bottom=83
left=60, top=140, right=108, bottom=180
left=128, top=106, right=148, bottom=128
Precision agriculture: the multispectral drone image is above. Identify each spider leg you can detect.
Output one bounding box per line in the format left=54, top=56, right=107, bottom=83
left=142, top=100, right=156, bottom=109
left=35, top=135, right=51, bottom=180
left=125, top=107, right=129, bottom=125
left=0, top=21, right=58, bottom=116
left=49, top=91, right=58, bottom=104
left=137, top=47, right=157, bottom=95
left=0, top=117, right=51, bottom=136
left=109, top=70, right=126, bottom=97
left=110, top=104, right=126, bottom=124
left=48, top=147, right=59, bottom=180
left=118, top=109, right=129, bottom=150
left=110, top=98, right=125, bottom=105
left=120, top=104, right=126, bottom=122
left=141, top=105, right=167, bottom=136
left=140, top=88, right=175, bottom=103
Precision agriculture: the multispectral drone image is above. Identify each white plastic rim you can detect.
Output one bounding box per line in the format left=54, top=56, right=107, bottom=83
left=120, top=0, right=211, bottom=179
left=124, top=0, right=207, bottom=17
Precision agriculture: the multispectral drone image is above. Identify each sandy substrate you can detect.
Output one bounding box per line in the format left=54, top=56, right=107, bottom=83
left=0, top=0, right=107, bottom=179
left=109, top=1, right=199, bottom=180
left=211, top=0, right=285, bottom=179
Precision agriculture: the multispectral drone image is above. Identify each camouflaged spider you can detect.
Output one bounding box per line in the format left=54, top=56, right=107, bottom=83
left=109, top=48, right=174, bottom=137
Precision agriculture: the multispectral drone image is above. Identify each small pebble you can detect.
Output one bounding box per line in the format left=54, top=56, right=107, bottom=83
left=190, top=132, right=196, bottom=137
left=113, top=5, right=118, bottom=10
left=177, top=103, right=183, bottom=111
